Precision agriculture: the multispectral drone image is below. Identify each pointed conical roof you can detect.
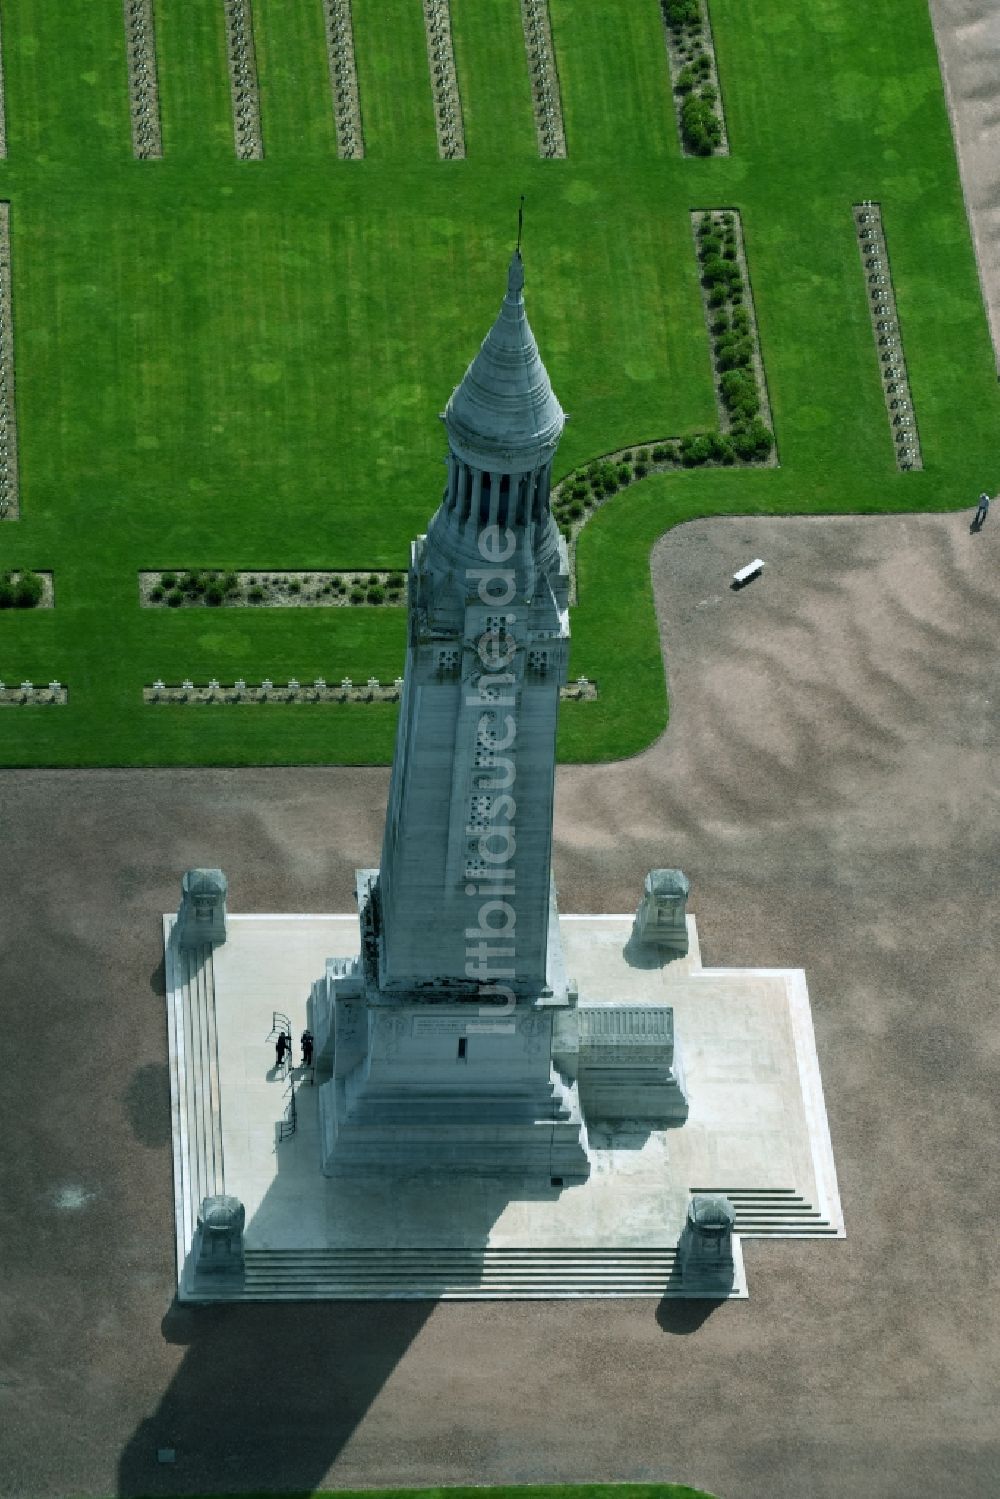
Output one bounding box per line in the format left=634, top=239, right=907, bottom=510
left=443, top=250, right=565, bottom=472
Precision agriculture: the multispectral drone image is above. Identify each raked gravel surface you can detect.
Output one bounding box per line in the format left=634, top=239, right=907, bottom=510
left=1, top=511, right=998, bottom=1499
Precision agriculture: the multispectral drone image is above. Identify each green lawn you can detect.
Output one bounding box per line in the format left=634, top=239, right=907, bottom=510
left=0, top=0, right=995, bottom=767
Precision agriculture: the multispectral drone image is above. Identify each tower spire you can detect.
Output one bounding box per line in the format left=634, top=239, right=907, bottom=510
left=516, top=193, right=524, bottom=254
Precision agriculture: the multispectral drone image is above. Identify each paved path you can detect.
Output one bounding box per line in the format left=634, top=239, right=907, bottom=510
left=929, top=0, right=1000, bottom=363
left=1, top=512, right=997, bottom=1499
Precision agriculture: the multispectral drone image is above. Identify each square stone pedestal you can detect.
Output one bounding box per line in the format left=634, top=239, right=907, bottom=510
left=165, top=912, right=843, bottom=1300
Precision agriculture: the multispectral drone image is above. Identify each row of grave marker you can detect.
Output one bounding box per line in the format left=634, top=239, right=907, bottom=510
left=0, top=676, right=596, bottom=704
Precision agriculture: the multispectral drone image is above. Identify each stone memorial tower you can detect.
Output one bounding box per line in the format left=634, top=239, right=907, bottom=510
left=312, top=246, right=593, bottom=1179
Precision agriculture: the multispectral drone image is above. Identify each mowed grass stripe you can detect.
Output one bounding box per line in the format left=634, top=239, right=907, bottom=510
left=156, top=0, right=233, bottom=160
left=450, top=0, right=536, bottom=160
left=551, top=0, right=676, bottom=163
left=254, top=0, right=336, bottom=159
left=351, top=0, right=437, bottom=160
left=1, top=0, right=128, bottom=162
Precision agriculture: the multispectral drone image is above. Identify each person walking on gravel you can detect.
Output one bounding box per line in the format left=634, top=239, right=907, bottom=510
left=974, top=492, right=991, bottom=528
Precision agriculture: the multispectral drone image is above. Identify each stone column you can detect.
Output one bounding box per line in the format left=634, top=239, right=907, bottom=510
left=678, top=1194, right=735, bottom=1294
left=192, top=1194, right=246, bottom=1284
left=176, top=868, right=228, bottom=950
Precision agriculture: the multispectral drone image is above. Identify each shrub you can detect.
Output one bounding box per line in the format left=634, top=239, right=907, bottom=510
left=680, top=92, right=722, bottom=155
left=697, top=214, right=714, bottom=237
left=616, top=463, right=631, bottom=484
left=248, top=585, right=264, bottom=602
left=699, top=234, right=723, bottom=261
left=167, top=589, right=183, bottom=607
left=205, top=585, right=223, bottom=606
left=223, top=571, right=240, bottom=594
left=160, top=571, right=176, bottom=589
left=708, top=284, right=728, bottom=307
left=720, top=369, right=760, bottom=420
left=331, top=576, right=345, bottom=591
left=386, top=573, right=404, bottom=591
left=181, top=570, right=202, bottom=594
left=681, top=434, right=713, bottom=466
left=717, top=336, right=753, bottom=371
left=634, top=462, right=648, bottom=479
left=367, top=573, right=380, bottom=586
left=637, top=448, right=649, bottom=462
left=711, top=312, right=730, bottom=336
left=349, top=587, right=365, bottom=604
left=730, top=306, right=750, bottom=334
left=150, top=585, right=164, bottom=602
left=732, top=420, right=774, bottom=460
left=675, top=64, right=697, bottom=94
left=707, top=431, right=736, bottom=464
left=367, top=585, right=385, bottom=604
left=664, top=0, right=700, bottom=26
left=568, top=500, right=584, bottom=519
left=701, top=255, right=731, bottom=287
left=288, top=579, right=301, bottom=594
left=652, top=445, right=669, bottom=461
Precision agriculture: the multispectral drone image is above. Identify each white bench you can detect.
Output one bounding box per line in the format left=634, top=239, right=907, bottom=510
left=732, top=558, right=765, bottom=588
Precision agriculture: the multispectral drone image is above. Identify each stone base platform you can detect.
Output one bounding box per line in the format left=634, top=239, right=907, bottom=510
left=164, top=913, right=843, bottom=1301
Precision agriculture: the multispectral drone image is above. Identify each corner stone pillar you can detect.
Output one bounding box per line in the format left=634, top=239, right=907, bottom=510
left=176, top=868, right=228, bottom=950
left=635, top=868, right=689, bottom=955
left=678, top=1194, right=735, bottom=1294
left=193, top=1194, right=245, bottom=1283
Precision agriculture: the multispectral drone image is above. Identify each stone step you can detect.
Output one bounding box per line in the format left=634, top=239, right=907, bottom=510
left=174, top=939, right=224, bottom=1240
left=235, top=1246, right=685, bottom=1298
left=690, top=1188, right=835, bottom=1236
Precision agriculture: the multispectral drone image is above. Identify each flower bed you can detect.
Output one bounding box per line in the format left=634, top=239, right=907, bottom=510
left=660, top=0, right=728, bottom=157
left=139, top=568, right=408, bottom=608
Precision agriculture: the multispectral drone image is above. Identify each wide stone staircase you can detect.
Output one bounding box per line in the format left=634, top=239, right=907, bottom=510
left=166, top=929, right=225, bottom=1268
left=692, top=1187, right=839, bottom=1236
left=239, top=1245, right=685, bottom=1299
